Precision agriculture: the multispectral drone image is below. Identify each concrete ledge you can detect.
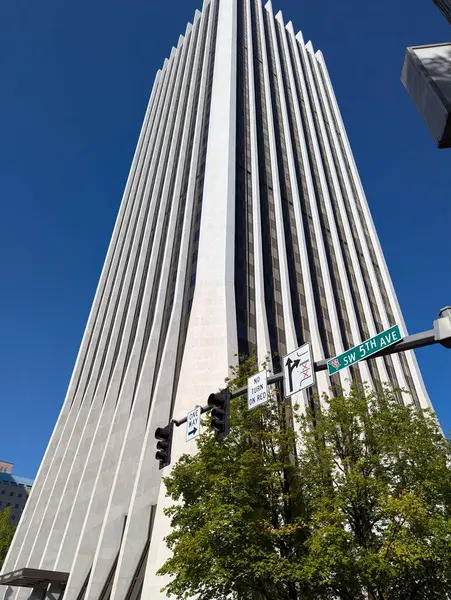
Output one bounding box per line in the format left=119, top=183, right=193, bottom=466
left=0, top=569, right=69, bottom=588
left=402, top=42, right=451, bottom=148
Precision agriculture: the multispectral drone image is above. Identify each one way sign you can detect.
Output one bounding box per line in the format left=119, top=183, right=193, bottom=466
left=186, top=406, right=201, bottom=442
left=282, top=343, right=315, bottom=397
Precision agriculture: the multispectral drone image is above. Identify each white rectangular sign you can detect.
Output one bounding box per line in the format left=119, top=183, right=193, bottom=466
left=186, top=406, right=201, bottom=442
left=247, top=370, right=268, bottom=411
left=283, top=343, right=315, bottom=397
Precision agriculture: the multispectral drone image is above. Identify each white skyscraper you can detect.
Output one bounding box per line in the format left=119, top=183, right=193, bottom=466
left=0, top=1, right=431, bottom=599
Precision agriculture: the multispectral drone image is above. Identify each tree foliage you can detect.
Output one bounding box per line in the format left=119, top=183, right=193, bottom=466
left=0, top=507, right=15, bottom=569
left=158, top=357, right=451, bottom=599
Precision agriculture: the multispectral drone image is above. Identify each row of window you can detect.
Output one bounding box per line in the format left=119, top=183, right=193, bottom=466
left=233, top=5, right=420, bottom=398
left=0, top=490, right=24, bottom=497
left=311, top=52, right=416, bottom=398
left=172, top=0, right=219, bottom=407
left=232, top=1, right=411, bottom=393
left=0, top=501, right=21, bottom=508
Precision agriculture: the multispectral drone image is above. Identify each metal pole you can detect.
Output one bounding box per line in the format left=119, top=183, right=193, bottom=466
left=170, top=310, right=450, bottom=427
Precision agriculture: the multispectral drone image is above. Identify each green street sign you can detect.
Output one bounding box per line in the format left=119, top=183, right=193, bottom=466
left=327, top=325, right=402, bottom=375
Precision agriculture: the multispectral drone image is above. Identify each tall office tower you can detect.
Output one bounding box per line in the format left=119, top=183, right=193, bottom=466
left=0, top=1, right=432, bottom=600
left=432, top=0, right=451, bottom=23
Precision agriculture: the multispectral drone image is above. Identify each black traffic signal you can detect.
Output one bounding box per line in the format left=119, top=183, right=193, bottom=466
left=208, top=388, right=231, bottom=441
left=155, top=423, right=174, bottom=469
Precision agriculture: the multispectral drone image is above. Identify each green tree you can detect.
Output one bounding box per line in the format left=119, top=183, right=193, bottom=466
left=0, top=507, right=15, bottom=569
left=158, top=357, right=451, bottom=599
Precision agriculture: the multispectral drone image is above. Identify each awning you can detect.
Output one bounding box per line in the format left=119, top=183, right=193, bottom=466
left=0, top=568, right=69, bottom=588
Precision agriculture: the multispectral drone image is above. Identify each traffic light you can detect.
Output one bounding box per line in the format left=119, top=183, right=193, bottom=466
left=208, top=388, right=231, bottom=441
left=155, top=423, right=174, bottom=469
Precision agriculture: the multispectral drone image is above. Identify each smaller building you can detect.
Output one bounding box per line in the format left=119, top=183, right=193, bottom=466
left=0, top=463, right=33, bottom=525
left=0, top=462, right=13, bottom=474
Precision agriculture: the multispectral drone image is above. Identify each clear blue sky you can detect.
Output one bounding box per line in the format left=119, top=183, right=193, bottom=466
left=0, top=0, right=450, bottom=478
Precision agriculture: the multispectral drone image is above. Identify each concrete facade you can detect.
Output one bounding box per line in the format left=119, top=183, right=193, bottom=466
left=1, top=1, right=432, bottom=600
left=402, top=43, right=451, bottom=148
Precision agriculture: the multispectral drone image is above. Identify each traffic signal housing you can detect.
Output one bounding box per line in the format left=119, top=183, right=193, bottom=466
left=208, top=388, right=231, bottom=441
left=155, top=423, right=174, bottom=469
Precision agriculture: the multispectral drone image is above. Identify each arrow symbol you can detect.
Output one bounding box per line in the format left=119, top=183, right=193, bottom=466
left=188, top=427, right=197, bottom=437
left=285, top=357, right=300, bottom=393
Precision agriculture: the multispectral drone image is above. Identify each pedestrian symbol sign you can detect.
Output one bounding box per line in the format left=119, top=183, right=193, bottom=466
left=282, top=343, right=315, bottom=397
left=186, top=406, right=201, bottom=442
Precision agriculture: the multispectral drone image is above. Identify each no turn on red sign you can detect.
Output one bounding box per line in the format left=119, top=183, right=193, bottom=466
left=247, top=370, right=268, bottom=411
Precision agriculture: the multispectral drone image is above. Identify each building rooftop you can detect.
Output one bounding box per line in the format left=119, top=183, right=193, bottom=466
left=0, top=473, right=34, bottom=487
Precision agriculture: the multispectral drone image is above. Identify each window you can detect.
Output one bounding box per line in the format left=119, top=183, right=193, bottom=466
left=9, top=492, right=14, bottom=497
left=14, top=504, right=19, bottom=509
left=18, top=494, right=22, bottom=498
left=1, top=490, right=5, bottom=495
